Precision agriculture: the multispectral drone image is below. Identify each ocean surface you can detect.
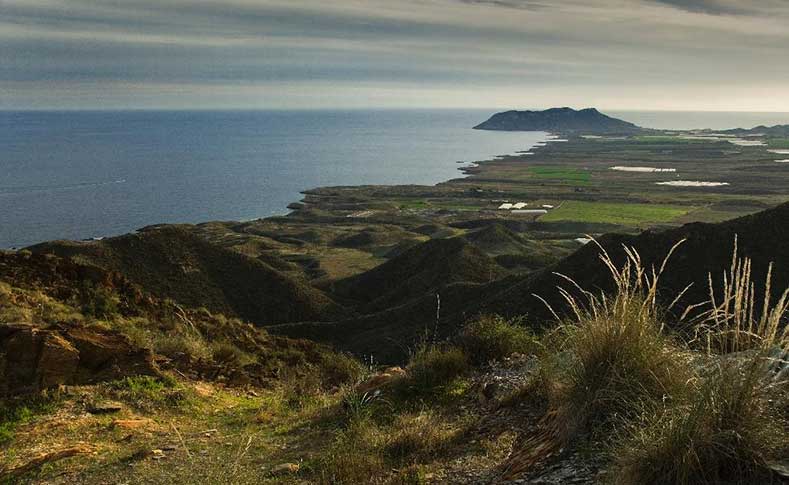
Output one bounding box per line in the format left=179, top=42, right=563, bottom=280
left=0, top=110, right=546, bottom=248
left=2, top=109, right=788, bottom=249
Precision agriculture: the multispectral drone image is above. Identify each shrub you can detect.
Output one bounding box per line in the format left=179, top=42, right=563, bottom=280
left=383, top=411, right=456, bottom=463
left=211, top=341, right=255, bottom=367
left=317, top=351, right=365, bottom=389
left=405, top=345, right=469, bottom=391
left=538, top=239, right=692, bottom=441
left=153, top=332, right=211, bottom=361
left=612, top=243, right=789, bottom=484
left=459, top=315, right=538, bottom=364
left=314, top=418, right=386, bottom=484
left=613, top=360, right=787, bottom=484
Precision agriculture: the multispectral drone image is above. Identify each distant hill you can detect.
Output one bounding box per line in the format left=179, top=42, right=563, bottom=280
left=27, top=226, right=347, bottom=325
left=719, top=124, right=789, bottom=137
left=475, top=200, right=789, bottom=326
left=328, top=237, right=503, bottom=313
left=473, top=107, right=642, bottom=134
left=275, top=202, right=789, bottom=362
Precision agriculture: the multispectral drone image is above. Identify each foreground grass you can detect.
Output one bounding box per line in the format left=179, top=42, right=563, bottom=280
left=527, top=239, right=789, bottom=484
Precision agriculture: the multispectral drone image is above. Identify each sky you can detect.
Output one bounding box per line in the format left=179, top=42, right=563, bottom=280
left=1, top=0, right=789, bottom=110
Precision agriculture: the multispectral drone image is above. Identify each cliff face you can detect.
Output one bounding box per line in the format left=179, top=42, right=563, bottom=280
left=473, top=107, right=642, bottom=134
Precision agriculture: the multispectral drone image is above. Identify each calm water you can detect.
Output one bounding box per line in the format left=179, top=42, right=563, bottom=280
left=3, top=109, right=787, bottom=249
left=0, top=110, right=546, bottom=248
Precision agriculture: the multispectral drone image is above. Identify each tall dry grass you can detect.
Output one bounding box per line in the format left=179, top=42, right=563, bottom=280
left=537, top=239, right=693, bottom=441
left=610, top=237, right=789, bottom=484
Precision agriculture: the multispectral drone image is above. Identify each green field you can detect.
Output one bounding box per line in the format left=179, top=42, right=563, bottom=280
left=529, top=166, right=590, bottom=184
left=540, top=201, right=691, bottom=225
left=632, top=135, right=705, bottom=143
left=768, top=138, right=789, bottom=149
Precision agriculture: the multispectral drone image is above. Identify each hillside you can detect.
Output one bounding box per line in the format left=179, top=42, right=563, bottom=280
left=26, top=226, right=347, bottom=325
left=274, top=202, right=789, bottom=361
left=473, top=200, right=789, bottom=326
left=473, top=107, right=642, bottom=133
left=328, top=237, right=504, bottom=312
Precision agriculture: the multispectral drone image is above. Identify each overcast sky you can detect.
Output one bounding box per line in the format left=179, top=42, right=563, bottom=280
left=2, top=0, right=789, bottom=110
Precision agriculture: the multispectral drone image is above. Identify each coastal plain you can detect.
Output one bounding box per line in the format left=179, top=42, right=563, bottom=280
left=183, top=130, right=789, bottom=283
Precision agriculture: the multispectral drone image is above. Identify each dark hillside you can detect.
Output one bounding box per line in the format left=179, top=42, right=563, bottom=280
left=472, top=200, right=789, bottom=325
left=276, top=202, right=789, bottom=362
left=27, top=226, right=347, bottom=325
left=329, top=237, right=504, bottom=312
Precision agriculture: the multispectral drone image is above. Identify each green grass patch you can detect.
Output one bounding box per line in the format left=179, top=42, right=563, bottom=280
left=540, top=201, right=690, bottom=225
left=0, top=396, right=60, bottom=445
left=767, top=138, right=789, bottom=149
left=528, top=167, right=590, bottom=185
left=632, top=135, right=704, bottom=143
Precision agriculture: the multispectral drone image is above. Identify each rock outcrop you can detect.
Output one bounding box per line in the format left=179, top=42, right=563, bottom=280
left=0, top=323, right=160, bottom=396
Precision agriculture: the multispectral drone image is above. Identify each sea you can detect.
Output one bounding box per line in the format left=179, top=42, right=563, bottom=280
left=1, top=109, right=788, bottom=249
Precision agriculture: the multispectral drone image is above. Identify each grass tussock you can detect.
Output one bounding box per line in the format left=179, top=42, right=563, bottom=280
left=404, top=344, right=469, bottom=392
left=458, top=314, right=539, bottom=364
left=610, top=241, right=789, bottom=484
left=540, top=239, right=692, bottom=440
left=534, top=236, right=788, bottom=483
left=613, top=360, right=786, bottom=484
left=314, top=409, right=462, bottom=484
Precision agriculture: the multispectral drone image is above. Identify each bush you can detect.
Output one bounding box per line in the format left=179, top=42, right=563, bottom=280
left=539, top=239, right=692, bottom=441
left=383, top=411, right=456, bottom=463
left=314, top=418, right=386, bottom=484
left=317, top=351, right=365, bottom=389
left=406, top=345, right=469, bottom=391
left=459, top=315, right=538, bottom=364
left=545, top=299, right=690, bottom=440
left=211, top=341, right=255, bottom=367
left=154, top=332, right=211, bottom=361
left=612, top=359, right=787, bottom=484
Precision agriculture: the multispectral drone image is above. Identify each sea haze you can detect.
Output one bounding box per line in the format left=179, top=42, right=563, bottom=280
left=0, top=110, right=546, bottom=248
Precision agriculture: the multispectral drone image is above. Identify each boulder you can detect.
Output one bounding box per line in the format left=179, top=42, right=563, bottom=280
left=0, top=322, right=160, bottom=397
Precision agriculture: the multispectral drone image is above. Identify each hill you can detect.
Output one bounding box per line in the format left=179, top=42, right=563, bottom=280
left=26, top=226, right=347, bottom=325
left=328, top=237, right=504, bottom=313
left=473, top=107, right=643, bottom=134
left=719, top=124, right=789, bottom=137
left=275, top=201, right=789, bottom=361
left=462, top=223, right=567, bottom=271
left=472, top=200, right=789, bottom=326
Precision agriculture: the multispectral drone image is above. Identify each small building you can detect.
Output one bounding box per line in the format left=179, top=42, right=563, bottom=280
left=542, top=204, right=555, bottom=209
left=512, top=209, right=547, bottom=215
left=498, top=203, right=514, bottom=210
left=512, top=202, right=528, bottom=209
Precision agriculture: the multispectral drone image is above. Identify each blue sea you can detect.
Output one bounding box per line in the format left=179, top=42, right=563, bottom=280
left=2, top=109, right=788, bottom=249
left=0, top=110, right=546, bottom=248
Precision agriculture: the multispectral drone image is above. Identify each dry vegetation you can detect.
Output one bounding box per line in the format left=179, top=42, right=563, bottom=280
left=2, top=238, right=788, bottom=484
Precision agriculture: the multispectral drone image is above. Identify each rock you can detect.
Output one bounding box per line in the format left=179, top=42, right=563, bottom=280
left=0, top=322, right=160, bottom=397
left=356, top=366, right=406, bottom=393
left=88, top=401, right=124, bottom=414
left=150, top=449, right=166, bottom=460
left=111, top=418, right=155, bottom=430
left=271, top=462, right=300, bottom=475
left=482, top=381, right=500, bottom=401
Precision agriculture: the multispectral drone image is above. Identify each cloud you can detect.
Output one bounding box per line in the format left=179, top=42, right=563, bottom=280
left=0, top=0, right=787, bottom=109
left=649, top=0, right=789, bottom=16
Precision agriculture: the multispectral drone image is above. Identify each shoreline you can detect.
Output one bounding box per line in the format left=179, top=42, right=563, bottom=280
left=4, top=130, right=552, bottom=250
